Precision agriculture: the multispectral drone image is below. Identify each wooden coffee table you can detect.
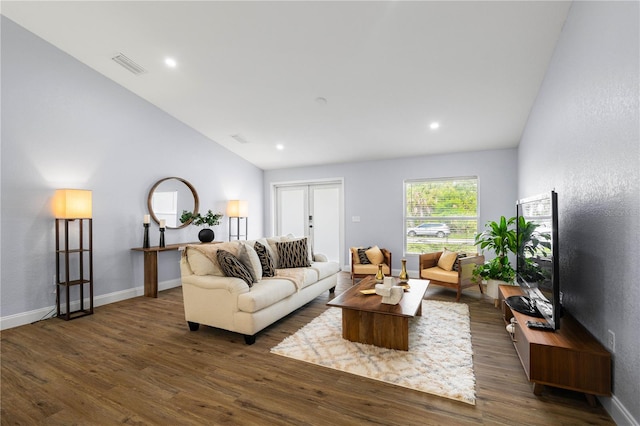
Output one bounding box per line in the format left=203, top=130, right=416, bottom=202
left=327, top=275, right=429, bottom=351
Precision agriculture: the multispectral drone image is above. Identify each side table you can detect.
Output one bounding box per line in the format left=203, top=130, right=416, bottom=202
left=131, top=242, right=217, bottom=297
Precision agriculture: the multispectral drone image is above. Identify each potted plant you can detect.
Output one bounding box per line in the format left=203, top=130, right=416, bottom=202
left=473, top=216, right=517, bottom=302
left=180, top=209, right=223, bottom=243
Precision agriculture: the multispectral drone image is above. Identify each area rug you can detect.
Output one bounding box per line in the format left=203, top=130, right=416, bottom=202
left=270, top=300, right=475, bottom=405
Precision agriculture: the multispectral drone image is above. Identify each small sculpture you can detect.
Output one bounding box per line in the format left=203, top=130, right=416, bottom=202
left=375, top=279, right=404, bottom=305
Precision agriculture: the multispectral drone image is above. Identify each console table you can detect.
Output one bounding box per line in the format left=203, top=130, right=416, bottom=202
left=131, top=242, right=213, bottom=297
left=499, top=285, right=611, bottom=406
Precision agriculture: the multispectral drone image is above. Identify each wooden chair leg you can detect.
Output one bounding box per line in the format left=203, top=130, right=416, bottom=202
left=456, top=287, right=462, bottom=302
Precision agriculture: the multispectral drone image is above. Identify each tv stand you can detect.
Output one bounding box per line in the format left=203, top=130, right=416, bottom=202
left=499, top=285, right=611, bottom=406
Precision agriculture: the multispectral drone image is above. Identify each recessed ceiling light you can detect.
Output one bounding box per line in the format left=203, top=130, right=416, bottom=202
left=276, top=144, right=284, bottom=151
left=430, top=122, right=440, bottom=130
left=164, top=57, right=177, bottom=68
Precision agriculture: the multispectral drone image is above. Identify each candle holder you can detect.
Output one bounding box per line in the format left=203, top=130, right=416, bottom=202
left=159, top=227, right=165, bottom=248
left=143, top=223, right=150, bottom=248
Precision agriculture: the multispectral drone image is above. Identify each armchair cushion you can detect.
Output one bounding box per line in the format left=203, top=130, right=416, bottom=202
left=352, top=263, right=391, bottom=276
left=437, top=248, right=458, bottom=271
left=421, top=266, right=458, bottom=284
left=365, top=246, right=384, bottom=265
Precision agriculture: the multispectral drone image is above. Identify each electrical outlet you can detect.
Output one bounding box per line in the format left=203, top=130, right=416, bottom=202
left=607, top=329, right=615, bottom=353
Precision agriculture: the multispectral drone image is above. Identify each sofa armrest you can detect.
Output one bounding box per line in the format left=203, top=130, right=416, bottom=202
left=381, top=248, right=392, bottom=269
left=314, top=253, right=328, bottom=262
left=181, top=273, right=250, bottom=294
left=458, top=255, right=485, bottom=283
left=419, top=252, right=442, bottom=271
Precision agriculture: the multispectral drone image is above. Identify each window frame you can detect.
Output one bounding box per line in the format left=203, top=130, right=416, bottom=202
left=404, top=176, right=479, bottom=256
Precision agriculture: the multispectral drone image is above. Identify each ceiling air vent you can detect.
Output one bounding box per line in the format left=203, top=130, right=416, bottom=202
left=231, top=134, right=250, bottom=144
left=111, top=53, right=147, bottom=76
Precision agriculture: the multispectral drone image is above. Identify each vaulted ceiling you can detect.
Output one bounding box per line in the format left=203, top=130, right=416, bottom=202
left=2, top=1, right=571, bottom=170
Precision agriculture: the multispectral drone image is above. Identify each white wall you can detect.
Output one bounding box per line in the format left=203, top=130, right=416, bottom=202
left=518, top=2, right=639, bottom=424
left=264, top=148, right=517, bottom=273
left=0, top=17, right=264, bottom=325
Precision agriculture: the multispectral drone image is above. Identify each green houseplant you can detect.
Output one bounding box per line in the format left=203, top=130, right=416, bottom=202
left=180, top=210, right=223, bottom=243
left=473, top=216, right=517, bottom=283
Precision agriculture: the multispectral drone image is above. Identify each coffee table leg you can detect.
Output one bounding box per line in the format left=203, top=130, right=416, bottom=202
left=340, top=308, right=410, bottom=351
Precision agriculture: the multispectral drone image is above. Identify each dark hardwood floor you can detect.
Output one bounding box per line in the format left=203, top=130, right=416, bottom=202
left=1, top=272, right=614, bottom=425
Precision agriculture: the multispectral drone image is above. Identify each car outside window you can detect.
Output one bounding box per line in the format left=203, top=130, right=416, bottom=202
left=405, top=177, right=478, bottom=254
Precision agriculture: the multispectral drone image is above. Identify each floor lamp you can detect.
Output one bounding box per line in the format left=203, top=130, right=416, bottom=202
left=54, top=189, right=94, bottom=320
left=227, top=200, right=248, bottom=240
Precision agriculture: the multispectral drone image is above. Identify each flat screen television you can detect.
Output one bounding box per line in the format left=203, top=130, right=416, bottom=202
left=512, top=191, right=561, bottom=331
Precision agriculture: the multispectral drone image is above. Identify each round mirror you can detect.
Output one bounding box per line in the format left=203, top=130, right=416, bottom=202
left=147, top=177, right=199, bottom=229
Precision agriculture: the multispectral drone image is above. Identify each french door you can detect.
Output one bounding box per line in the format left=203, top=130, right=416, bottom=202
left=274, top=181, right=343, bottom=263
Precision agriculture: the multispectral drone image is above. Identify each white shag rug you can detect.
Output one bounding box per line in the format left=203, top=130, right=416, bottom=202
left=271, top=300, right=476, bottom=405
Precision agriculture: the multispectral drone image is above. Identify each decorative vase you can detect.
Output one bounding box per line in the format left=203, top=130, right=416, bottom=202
left=198, top=228, right=215, bottom=243
left=143, top=223, right=150, bottom=249
left=399, top=258, right=409, bottom=282
left=375, top=263, right=385, bottom=283
left=159, top=227, right=165, bottom=248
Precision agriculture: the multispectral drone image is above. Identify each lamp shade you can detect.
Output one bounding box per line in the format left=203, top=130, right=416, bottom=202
left=226, top=200, right=248, bottom=217
left=54, top=189, right=92, bottom=219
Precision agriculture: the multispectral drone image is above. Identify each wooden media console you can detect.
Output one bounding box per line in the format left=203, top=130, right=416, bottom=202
left=499, top=285, right=611, bottom=406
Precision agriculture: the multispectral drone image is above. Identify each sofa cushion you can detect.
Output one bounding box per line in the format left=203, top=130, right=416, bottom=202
left=238, top=242, right=262, bottom=283
left=437, top=248, right=458, bottom=272
left=217, top=250, right=254, bottom=287
left=186, top=242, right=241, bottom=276
left=276, top=239, right=312, bottom=269
left=365, top=246, right=384, bottom=264
left=237, top=280, right=297, bottom=313
left=421, top=266, right=458, bottom=284
left=310, top=261, right=341, bottom=280
left=254, top=241, right=275, bottom=277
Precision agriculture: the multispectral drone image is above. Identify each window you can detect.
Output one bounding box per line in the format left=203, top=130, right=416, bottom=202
left=405, top=177, right=478, bottom=254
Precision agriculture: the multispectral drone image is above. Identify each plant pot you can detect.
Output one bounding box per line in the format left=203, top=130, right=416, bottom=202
left=198, top=228, right=215, bottom=243
left=486, top=279, right=509, bottom=307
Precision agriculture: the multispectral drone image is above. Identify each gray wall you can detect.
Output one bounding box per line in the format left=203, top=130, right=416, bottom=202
left=264, top=148, right=518, bottom=273
left=1, top=17, right=264, bottom=321
left=518, top=2, right=639, bottom=423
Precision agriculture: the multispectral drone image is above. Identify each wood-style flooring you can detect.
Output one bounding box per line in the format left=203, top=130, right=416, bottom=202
left=1, top=272, right=614, bottom=425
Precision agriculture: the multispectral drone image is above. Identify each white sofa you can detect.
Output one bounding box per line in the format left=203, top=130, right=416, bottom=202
left=180, top=236, right=341, bottom=344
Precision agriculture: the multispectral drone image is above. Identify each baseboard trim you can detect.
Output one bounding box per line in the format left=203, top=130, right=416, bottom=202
left=0, top=279, right=182, bottom=330
left=600, top=394, right=639, bottom=426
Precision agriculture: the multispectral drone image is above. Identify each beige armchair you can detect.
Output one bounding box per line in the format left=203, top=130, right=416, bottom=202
left=350, top=246, right=392, bottom=285
left=419, top=250, right=484, bottom=302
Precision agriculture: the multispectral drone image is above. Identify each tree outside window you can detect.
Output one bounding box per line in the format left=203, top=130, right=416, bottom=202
left=405, top=177, right=478, bottom=254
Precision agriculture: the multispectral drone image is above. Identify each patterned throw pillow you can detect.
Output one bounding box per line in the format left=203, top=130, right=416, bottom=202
left=276, top=239, right=312, bottom=269
left=216, top=249, right=254, bottom=287
left=254, top=242, right=275, bottom=277
left=452, top=253, right=468, bottom=272
left=357, top=247, right=371, bottom=264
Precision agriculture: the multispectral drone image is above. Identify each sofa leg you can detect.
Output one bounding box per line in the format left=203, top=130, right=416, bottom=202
left=244, top=334, right=256, bottom=345
left=329, top=286, right=335, bottom=293
left=187, top=321, right=200, bottom=331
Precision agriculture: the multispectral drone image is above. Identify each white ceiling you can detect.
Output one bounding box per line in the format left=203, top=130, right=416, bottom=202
left=2, top=1, right=571, bottom=170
